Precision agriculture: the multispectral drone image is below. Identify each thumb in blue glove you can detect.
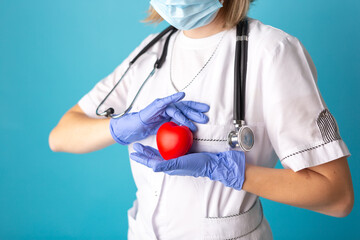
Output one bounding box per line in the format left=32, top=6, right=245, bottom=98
left=130, top=143, right=246, bottom=191
left=110, top=92, right=210, bottom=145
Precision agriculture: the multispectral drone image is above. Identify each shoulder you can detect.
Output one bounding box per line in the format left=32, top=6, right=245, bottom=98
left=248, top=18, right=303, bottom=56
left=130, top=33, right=158, bottom=56
left=139, top=33, right=158, bottom=47
left=128, top=31, right=171, bottom=61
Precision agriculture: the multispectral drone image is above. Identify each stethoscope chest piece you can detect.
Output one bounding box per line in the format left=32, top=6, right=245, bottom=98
left=227, top=121, right=254, bottom=152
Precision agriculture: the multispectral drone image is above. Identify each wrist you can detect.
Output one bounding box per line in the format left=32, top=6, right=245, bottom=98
left=211, top=150, right=246, bottom=190
left=241, top=163, right=255, bottom=192
left=109, top=112, right=154, bottom=145
left=109, top=118, right=131, bottom=145
left=232, top=151, right=246, bottom=190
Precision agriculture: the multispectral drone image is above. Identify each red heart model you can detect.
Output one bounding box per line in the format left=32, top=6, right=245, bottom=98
left=156, top=122, right=193, bottom=160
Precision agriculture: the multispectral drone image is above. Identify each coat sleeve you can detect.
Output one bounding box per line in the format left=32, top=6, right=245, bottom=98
left=261, top=35, right=351, bottom=172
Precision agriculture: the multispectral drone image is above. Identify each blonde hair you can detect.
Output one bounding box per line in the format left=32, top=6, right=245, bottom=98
left=144, top=0, right=255, bottom=29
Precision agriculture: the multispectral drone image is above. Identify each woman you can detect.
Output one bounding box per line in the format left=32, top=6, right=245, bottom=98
left=49, top=0, right=354, bottom=239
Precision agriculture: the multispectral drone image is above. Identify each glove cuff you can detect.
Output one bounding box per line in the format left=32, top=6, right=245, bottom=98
left=236, top=154, right=246, bottom=190
left=213, top=151, right=246, bottom=191
left=109, top=118, right=131, bottom=145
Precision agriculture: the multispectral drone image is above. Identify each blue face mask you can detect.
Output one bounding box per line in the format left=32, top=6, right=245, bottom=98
left=150, top=0, right=223, bottom=30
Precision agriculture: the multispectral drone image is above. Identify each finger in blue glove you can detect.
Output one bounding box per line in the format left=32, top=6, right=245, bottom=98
left=165, top=101, right=209, bottom=131
left=110, top=92, right=211, bottom=145
left=130, top=142, right=246, bottom=190
left=139, top=92, right=186, bottom=125
left=110, top=92, right=185, bottom=145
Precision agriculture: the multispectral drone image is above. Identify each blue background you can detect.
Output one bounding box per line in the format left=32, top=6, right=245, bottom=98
left=0, top=0, right=359, bottom=239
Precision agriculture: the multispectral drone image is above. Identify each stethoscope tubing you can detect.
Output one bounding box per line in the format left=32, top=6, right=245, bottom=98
left=95, top=19, right=253, bottom=150
left=234, top=18, right=248, bottom=125
left=96, top=27, right=177, bottom=118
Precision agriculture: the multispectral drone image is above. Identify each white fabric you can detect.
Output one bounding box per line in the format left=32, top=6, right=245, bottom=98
left=202, top=198, right=265, bottom=239
left=170, top=29, right=225, bottom=91
left=77, top=18, right=351, bottom=239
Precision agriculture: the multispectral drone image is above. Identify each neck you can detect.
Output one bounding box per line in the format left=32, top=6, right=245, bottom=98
left=183, top=15, right=227, bottom=39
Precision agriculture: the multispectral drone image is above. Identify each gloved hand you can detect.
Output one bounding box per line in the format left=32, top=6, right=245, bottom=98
left=110, top=92, right=210, bottom=145
left=129, top=143, right=246, bottom=190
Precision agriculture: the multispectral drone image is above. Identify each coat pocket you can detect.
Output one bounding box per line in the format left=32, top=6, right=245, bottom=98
left=201, top=198, right=265, bottom=240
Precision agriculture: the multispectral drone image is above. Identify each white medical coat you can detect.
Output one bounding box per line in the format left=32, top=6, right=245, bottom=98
left=78, top=18, right=351, bottom=239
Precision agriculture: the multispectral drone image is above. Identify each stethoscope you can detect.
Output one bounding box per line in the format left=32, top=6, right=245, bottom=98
left=96, top=19, right=254, bottom=152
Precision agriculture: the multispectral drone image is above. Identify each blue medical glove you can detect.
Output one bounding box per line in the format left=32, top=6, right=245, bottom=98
left=130, top=143, right=246, bottom=190
left=110, top=92, right=210, bottom=145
